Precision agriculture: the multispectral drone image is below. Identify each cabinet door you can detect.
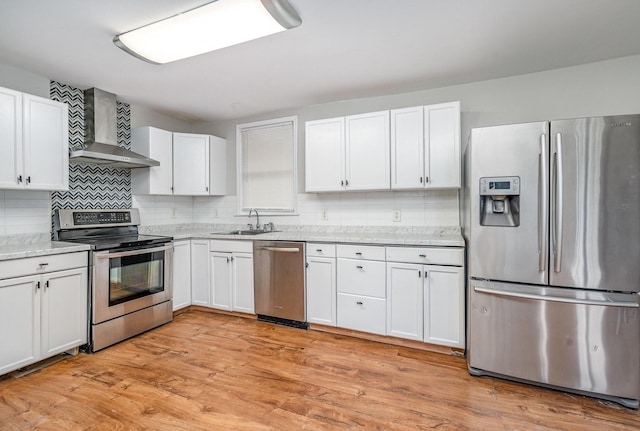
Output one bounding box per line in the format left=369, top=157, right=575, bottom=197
left=172, top=240, right=192, bottom=310
left=386, top=262, right=424, bottom=341
left=173, top=133, right=210, bottom=195
left=424, top=101, right=460, bottom=189
left=131, top=127, right=174, bottom=195
left=0, top=275, right=40, bottom=375
left=22, top=94, right=69, bottom=191
left=306, top=256, right=336, bottom=326
left=190, top=240, right=210, bottom=306
left=424, top=265, right=464, bottom=348
left=346, top=111, right=390, bottom=190
left=390, top=106, right=425, bottom=189
left=41, top=267, right=88, bottom=356
left=210, top=252, right=233, bottom=310
left=0, top=86, right=22, bottom=189
left=232, top=253, right=254, bottom=314
left=305, top=117, right=345, bottom=192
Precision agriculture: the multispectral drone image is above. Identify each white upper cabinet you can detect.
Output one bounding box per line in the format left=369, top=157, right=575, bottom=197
left=131, top=127, right=173, bottom=195
left=173, top=132, right=210, bottom=195
left=391, top=101, right=461, bottom=189
left=305, top=111, right=390, bottom=192
left=305, top=117, right=345, bottom=192
left=0, top=86, right=69, bottom=191
left=346, top=111, right=390, bottom=190
left=131, top=126, right=226, bottom=196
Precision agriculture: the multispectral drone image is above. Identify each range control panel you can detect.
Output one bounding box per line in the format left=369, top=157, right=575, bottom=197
left=72, top=211, right=132, bottom=226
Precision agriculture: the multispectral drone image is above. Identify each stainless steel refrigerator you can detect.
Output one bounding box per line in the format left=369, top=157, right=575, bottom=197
left=466, top=115, right=640, bottom=408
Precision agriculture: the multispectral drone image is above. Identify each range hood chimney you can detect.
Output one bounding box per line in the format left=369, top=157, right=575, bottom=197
left=69, top=88, right=160, bottom=169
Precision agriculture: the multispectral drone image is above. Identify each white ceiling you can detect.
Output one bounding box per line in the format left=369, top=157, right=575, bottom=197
left=1, top=0, right=640, bottom=123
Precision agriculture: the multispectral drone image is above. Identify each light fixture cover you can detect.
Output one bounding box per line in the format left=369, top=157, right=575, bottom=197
left=114, top=0, right=301, bottom=64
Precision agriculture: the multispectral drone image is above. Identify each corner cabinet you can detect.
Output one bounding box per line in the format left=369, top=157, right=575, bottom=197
left=390, top=102, right=461, bottom=190
left=0, top=251, right=88, bottom=376
left=305, top=111, right=390, bottom=192
left=0, top=86, right=69, bottom=191
left=131, top=126, right=226, bottom=196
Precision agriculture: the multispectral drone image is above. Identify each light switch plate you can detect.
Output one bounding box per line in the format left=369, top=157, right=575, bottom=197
left=392, top=209, right=401, bottom=222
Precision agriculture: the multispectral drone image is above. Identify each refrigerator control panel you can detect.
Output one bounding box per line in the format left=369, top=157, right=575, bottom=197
left=480, top=176, right=520, bottom=196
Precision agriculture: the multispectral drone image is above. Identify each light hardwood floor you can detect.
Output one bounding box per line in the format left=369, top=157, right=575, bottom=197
left=1, top=311, right=638, bottom=430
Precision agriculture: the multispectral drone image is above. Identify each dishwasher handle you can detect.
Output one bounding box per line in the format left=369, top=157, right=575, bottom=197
left=256, top=246, right=300, bottom=253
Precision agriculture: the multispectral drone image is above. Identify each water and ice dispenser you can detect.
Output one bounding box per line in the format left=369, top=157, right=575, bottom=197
left=479, top=176, right=520, bottom=227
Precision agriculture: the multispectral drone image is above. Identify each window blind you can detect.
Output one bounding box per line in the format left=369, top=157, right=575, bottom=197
left=240, top=120, right=295, bottom=211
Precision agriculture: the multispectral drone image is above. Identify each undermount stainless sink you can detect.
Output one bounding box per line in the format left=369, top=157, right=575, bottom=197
left=211, top=229, right=271, bottom=236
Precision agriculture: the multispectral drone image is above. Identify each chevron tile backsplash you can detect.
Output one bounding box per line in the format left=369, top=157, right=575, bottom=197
left=50, top=81, right=132, bottom=211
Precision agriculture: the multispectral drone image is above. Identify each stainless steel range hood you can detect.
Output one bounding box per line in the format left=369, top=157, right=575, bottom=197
left=69, top=88, right=159, bottom=169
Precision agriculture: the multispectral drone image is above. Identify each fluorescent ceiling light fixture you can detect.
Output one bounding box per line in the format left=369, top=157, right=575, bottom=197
left=114, top=0, right=301, bottom=64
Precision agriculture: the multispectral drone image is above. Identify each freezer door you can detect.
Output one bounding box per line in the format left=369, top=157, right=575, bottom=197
left=550, top=116, right=640, bottom=292
left=469, top=122, right=549, bottom=285
left=468, top=280, right=640, bottom=403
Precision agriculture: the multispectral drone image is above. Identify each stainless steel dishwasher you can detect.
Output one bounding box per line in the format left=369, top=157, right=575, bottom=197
left=253, top=241, right=307, bottom=329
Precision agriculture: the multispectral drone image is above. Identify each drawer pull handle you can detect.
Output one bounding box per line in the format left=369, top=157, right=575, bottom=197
left=355, top=252, right=362, bottom=256
left=418, top=271, right=421, bottom=278
left=356, top=265, right=364, bottom=269
left=356, top=301, right=363, bottom=305
left=316, top=249, right=323, bottom=252
left=418, top=254, right=427, bottom=258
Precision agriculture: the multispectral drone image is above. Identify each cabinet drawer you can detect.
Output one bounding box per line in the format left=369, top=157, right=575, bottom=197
left=306, top=243, right=336, bottom=258
left=337, top=293, right=386, bottom=335
left=385, top=246, right=463, bottom=266
left=0, top=251, right=88, bottom=281
left=336, top=244, right=385, bottom=261
left=336, top=259, right=386, bottom=297
left=209, top=240, right=253, bottom=254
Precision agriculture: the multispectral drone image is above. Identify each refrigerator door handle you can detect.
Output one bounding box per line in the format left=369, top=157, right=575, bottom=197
left=473, top=286, right=639, bottom=308
left=538, top=133, right=548, bottom=272
left=554, top=133, right=564, bottom=273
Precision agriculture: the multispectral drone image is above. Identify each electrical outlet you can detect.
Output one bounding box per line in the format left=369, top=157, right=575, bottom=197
left=392, top=209, right=401, bottom=222
left=171, top=208, right=177, bottom=219
left=320, top=209, right=328, bottom=221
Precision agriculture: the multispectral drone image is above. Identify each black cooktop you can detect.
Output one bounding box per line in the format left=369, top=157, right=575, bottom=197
left=63, top=233, right=172, bottom=251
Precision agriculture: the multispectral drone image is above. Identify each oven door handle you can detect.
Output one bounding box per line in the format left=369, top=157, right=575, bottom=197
left=94, top=244, right=173, bottom=259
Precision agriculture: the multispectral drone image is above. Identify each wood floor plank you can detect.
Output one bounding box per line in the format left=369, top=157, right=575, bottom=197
left=1, top=311, right=638, bottom=430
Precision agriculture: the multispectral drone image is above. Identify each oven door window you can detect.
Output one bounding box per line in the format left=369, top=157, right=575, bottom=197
left=109, top=250, right=165, bottom=306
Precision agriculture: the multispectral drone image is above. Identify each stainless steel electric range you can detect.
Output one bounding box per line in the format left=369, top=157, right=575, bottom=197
left=54, top=208, right=173, bottom=352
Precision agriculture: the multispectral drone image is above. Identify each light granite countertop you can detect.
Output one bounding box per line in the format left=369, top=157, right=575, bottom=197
left=0, top=238, right=90, bottom=262
left=0, top=224, right=464, bottom=262
left=141, top=224, right=465, bottom=247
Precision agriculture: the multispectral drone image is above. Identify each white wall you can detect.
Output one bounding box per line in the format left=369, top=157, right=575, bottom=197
left=180, top=54, right=640, bottom=228
left=3, top=55, right=640, bottom=233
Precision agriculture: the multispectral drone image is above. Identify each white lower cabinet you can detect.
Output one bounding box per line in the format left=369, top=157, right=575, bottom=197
left=306, top=244, right=337, bottom=326
left=386, top=246, right=465, bottom=348
left=386, top=262, right=424, bottom=341
left=0, top=252, right=88, bottom=376
left=335, top=245, right=387, bottom=335
left=423, top=265, right=464, bottom=348
left=190, top=239, right=211, bottom=307
left=172, top=240, right=192, bottom=311
left=209, top=240, right=254, bottom=314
